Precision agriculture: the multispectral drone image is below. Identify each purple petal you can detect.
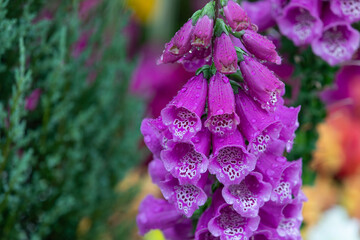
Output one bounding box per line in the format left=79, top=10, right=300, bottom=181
left=242, top=0, right=276, bottom=32
left=136, top=195, right=183, bottom=236
left=235, top=91, right=283, bottom=156
left=241, top=30, right=281, bottom=64
left=277, top=0, right=323, bottom=46
left=311, top=5, right=360, bottom=66
left=276, top=105, right=300, bottom=152
left=161, top=74, right=208, bottom=141
left=208, top=190, right=260, bottom=240
left=161, top=126, right=210, bottom=185
left=192, top=15, right=214, bottom=48
left=179, top=47, right=212, bottom=72
left=205, top=72, right=240, bottom=137
left=149, top=159, right=208, bottom=218
left=214, top=33, right=238, bottom=74
left=222, top=172, right=272, bottom=218
left=240, top=55, right=285, bottom=112
left=208, top=129, right=257, bottom=186
left=330, top=0, right=360, bottom=23
left=224, top=0, right=251, bottom=31
left=141, top=117, right=172, bottom=157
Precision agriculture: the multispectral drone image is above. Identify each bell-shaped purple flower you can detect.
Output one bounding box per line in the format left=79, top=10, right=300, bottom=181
left=240, top=55, right=285, bottom=112
left=330, top=0, right=360, bottom=23
left=277, top=0, right=323, bottom=46
left=235, top=91, right=283, bottom=156
left=214, top=33, right=238, bottom=74
left=158, top=20, right=194, bottom=64
left=136, top=195, right=185, bottom=236
left=161, top=125, right=211, bottom=185
left=149, top=158, right=208, bottom=218
left=223, top=0, right=251, bottom=31
left=140, top=117, right=172, bottom=158
left=208, top=129, right=257, bottom=186
left=161, top=74, right=207, bottom=141
left=270, top=160, right=302, bottom=205
left=241, top=30, right=282, bottom=65
left=205, top=72, right=240, bottom=136
left=222, top=172, right=272, bottom=218
left=192, top=15, right=214, bottom=48
left=169, top=19, right=193, bottom=55
left=256, top=154, right=302, bottom=205
left=208, top=190, right=260, bottom=240
left=195, top=206, right=220, bottom=240
left=276, top=105, right=300, bottom=152
left=311, top=6, right=360, bottom=66
left=259, top=192, right=306, bottom=240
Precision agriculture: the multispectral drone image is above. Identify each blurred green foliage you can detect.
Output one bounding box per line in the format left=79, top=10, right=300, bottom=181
left=0, top=0, right=144, bottom=239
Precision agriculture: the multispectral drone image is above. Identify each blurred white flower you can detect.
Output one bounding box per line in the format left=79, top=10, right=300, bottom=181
left=308, top=205, right=360, bottom=240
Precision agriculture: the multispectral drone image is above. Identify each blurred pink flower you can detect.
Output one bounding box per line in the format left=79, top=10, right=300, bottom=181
left=25, top=88, right=42, bottom=111
left=130, top=45, right=193, bottom=117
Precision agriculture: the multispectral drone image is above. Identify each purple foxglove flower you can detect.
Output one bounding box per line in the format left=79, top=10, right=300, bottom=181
left=25, top=88, right=42, bottom=111
left=330, top=0, right=360, bottom=23
left=192, top=15, right=214, bottom=48
left=205, top=72, right=240, bottom=136
left=158, top=20, right=194, bottom=64
left=179, top=46, right=212, bottom=72
left=208, top=129, right=257, bottom=186
left=271, top=159, right=302, bottom=205
left=195, top=207, right=220, bottom=240
left=136, top=195, right=185, bottom=236
left=242, top=0, right=276, bottom=32
left=168, top=20, right=194, bottom=56
left=277, top=0, right=323, bottom=46
left=222, top=172, right=272, bottom=218
left=311, top=6, right=360, bottom=66
left=141, top=117, right=172, bottom=158
left=149, top=158, right=208, bottom=218
left=208, top=189, right=260, bottom=240
left=241, top=30, right=282, bottom=65
left=240, top=55, right=285, bottom=112
left=161, top=125, right=211, bottom=185
left=161, top=74, right=207, bottom=141
left=159, top=38, right=184, bottom=64
left=224, top=0, right=251, bottom=31
left=214, top=33, right=238, bottom=74
left=276, top=105, right=300, bottom=152
left=235, top=91, right=283, bottom=156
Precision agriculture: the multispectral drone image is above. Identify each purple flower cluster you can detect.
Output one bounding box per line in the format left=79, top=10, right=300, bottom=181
left=137, top=1, right=305, bottom=239
left=243, top=0, right=360, bottom=66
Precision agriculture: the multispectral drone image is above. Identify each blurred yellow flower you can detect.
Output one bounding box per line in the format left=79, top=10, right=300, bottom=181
left=311, top=121, right=344, bottom=175
left=342, top=174, right=360, bottom=219
left=144, top=230, right=165, bottom=240
left=126, top=0, right=158, bottom=23
left=302, top=176, right=338, bottom=227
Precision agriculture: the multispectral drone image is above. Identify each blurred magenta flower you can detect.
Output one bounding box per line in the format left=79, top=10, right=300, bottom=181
left=330, top=0, right=360, bottom=23
left=311, top=6, right=360, bottom=66
left=25, top=88, right=42, bottom=111
left=242, top=0, right=276, bottom=32
left=131, top=45, right=192, bottom=117
left=277, top=0, right=323, bottom=46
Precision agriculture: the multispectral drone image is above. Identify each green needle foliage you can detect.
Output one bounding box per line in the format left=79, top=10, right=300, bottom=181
left=0, top=0, right=144, bottom=239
